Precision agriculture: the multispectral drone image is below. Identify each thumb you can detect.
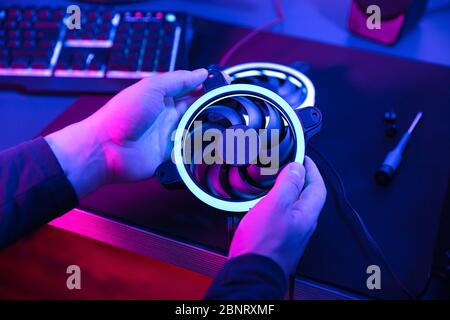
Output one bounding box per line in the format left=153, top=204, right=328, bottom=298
left=265, top=162, right=306, bottom=208
left=148, top=69, right=208, bottom=97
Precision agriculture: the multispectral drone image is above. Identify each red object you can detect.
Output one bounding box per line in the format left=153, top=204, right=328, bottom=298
left=348, top=0, right=427, bottom=45
left=0, top=225, right=212, bottom=299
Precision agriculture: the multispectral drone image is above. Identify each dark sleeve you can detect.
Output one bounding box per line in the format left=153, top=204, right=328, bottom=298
left=0, top=137, right=78, bottom=250
left=204, top=254, right=287, bottom=300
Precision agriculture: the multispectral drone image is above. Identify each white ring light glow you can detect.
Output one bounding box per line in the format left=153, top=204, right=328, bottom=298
left=174, top=84, right=305, bottom=212
left=224, top=62, right=316, bottom=110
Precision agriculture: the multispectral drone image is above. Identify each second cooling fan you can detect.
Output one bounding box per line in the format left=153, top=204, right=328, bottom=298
left=224, top=62, right=315, bottom=110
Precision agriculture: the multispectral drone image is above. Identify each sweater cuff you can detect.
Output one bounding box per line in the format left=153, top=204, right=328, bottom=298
left=205, top=254, right=287, bottom=300
left=30, top=137, right=79, bottom=218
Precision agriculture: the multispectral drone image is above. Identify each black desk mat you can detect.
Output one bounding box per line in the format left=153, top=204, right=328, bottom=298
left=40, top=19, right=450, bottom=299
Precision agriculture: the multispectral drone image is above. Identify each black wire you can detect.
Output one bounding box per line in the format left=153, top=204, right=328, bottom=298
left=308, top=145, right=416, bottom=299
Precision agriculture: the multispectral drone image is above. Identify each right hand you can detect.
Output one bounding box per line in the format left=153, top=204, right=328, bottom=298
left=228, top=156, right=327, bottom=278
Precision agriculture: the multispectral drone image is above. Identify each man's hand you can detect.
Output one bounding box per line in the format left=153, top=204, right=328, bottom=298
left=228, top=157, right=327, bottom=278
left=45, top=69, right=208, bottom=199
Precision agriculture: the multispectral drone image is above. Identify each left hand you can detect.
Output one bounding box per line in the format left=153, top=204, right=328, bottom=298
left=46, top=69, right=208, bottom=199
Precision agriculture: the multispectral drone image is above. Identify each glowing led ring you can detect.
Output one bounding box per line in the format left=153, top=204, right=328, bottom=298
left=224, top=62, right=315, bottom=110
left=173, top=84, right=305, bottom=212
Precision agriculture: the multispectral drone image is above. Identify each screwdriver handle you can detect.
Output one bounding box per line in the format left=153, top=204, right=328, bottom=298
left=374, top=112, right=422, bottom=186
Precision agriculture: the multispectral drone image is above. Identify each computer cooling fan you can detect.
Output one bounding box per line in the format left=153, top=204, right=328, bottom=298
left=156, top=63, right=321, bottom=212
left=224, top=62, right=315, bottom=110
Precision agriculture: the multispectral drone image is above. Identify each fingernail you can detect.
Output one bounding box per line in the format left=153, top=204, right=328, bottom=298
left=192, top=68, right=207, bottom=77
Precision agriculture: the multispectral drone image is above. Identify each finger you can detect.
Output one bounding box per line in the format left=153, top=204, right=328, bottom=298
left=164, top=96, right=175, bottom=109
left=294, top=156, right=326, bottom=220
left=264, top=162, right=306, bottom=208
left=148, top=69, right=208, bottom=97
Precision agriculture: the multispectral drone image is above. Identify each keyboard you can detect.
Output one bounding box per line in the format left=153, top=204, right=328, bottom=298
left=0, top=5, right=190, bottom=93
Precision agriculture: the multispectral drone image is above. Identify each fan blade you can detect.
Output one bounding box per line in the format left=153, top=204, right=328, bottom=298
left=190, top=163, right=208, bottom=187
left=233, top=97, right=264, bottom=129
left=188, top=122, right=224, bottom=164
left=247, top=75, right=280, bottom=92
left=277, top=80, right=296, bottom=98
left=272, top=127, right=293, bottom=165
left=285, top=86, right=306, bottom=107
left=227, top=166, right=265, bottom=200
left=205, top=164, right=231, bottom=199
left=245, top=164, right=277, bottom=189
left=266, top=75, right=282, bottom=92
left=263, top=100, right=282, bottom=132
left=203, top=105, right=244, bottom=127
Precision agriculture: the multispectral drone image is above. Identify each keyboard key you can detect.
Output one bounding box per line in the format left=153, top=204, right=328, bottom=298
left=11, top=57, right=29, bottom=68
left=112, top=42, right=125, bottom=50
left=4, top=20, right=17, bottom=29
left=87, top=11, right=97, bottom=21
left=95, top=33, right=109, bottom=40
left=87, top=63, right=99, bottom=71
left=52, top=9, right=65, bottom=20
left=141, top=64, right=154, bottom=72
left=31, top=58, right=49, bottom=69
left=23, top=30, right=36, bottom=39
left=84, top=23, right=96, bottom=31
left=6, top=7, right=20, bottom=19
left=34, top=21, right=60, bottom=29
left=23, top=8, right=36, bottom=20
left=80, top=32, right=93, bottom=40
left=66, top=31, right=77, bottom=40
left=98, top=24, right=110, bottom=32
left=0, top=49, right=8, bottom=58
left=19, top=21, right=32, bottom=28
left=12, top=49, right=51, bottom=59
left=36, top=29, right=59, bottom=39
left=38, top=40, right=54, bottom=49
left=37, top=8, right=50, bottom=19
left=72, top=58, right=85, bottom=70
left=7, top=40, right=20, bottom=48
left=23, top=40, right=36, bottom=48
left=0, top=60, right=9, bottom=69
left=55, top=62, right=67, bottom=70
left=7, top=30, right=20, bottom=38
left=101, top=12, right=113, bottom=21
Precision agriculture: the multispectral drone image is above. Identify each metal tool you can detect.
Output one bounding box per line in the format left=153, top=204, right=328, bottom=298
left=375, top=111, right=423, bottom=185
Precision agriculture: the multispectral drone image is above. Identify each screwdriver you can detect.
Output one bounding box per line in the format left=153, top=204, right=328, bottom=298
left=375, top=112, right=423, bottom=186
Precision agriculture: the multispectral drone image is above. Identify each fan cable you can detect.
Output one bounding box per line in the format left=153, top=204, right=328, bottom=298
left=219, top=0, right=285, bottom=66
